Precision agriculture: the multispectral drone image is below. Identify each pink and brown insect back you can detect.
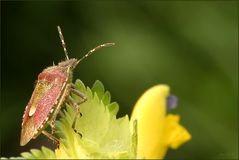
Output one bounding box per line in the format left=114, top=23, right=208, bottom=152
left=20, top=26, right=115, bottom=146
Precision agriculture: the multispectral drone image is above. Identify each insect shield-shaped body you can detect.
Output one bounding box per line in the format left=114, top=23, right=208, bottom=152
left=20, top=26, right=114, bottom=146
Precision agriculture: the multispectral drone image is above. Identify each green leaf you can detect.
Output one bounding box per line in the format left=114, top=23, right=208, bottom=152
left=30, top=149, right=44, bottom=158
left=102, top=91, right=111, bottom=105
left=21, top=152, right=35, bottom=159
left=55, top=79, right=136, bottom=158
left=107, top=102, right=119, bottom=115
left=75, top=79, right=86, bottom=92
left=91, top=80, right=105, bottom=99
left=131, top=120, right=138, bottom=157
left=21, top=146, right=55, bottom=159
left=41, top=146, right=56, bottom=159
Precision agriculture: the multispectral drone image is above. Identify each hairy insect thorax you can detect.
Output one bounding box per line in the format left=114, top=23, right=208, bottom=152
left=38, top=58, right=78, bottom=82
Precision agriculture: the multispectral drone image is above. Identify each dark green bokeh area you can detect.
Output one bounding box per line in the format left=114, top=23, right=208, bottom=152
left=1, top=1, right=238, bottom=159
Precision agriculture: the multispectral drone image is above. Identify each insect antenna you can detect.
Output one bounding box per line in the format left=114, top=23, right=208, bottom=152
left=78, top=42, right=115, bottom=63
left=57, top=26, right=69, bottom=60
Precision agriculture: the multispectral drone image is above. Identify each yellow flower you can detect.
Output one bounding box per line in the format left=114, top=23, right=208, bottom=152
left=130, top=85, right=191, bottom=159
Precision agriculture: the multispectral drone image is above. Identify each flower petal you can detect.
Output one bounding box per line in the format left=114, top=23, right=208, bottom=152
left=130, top=85, right=170, bottom=159
left=164, top=114, right=191, bottom=149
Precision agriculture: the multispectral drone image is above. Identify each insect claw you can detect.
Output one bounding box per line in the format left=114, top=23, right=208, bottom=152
left=72, top=124, right=82, bottom=138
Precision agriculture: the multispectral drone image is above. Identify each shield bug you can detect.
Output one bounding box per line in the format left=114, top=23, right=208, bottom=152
left=20, top=26, right=114, bottom=146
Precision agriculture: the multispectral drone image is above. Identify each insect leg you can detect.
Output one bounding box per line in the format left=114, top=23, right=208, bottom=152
left=48, top=120, right=56, bottom=134
left=66, top=96, right=80, bottom=134
left=49, top=84, right=72, bottom=134
left=70, top=84, right=87, bottom=133
left=42, top=130, right=59, bottom=145
left=48, top=110, right=64, bottom=134
left=71, top=88, right=87, bottom=104
left=71, top=83, right=87, bottom=100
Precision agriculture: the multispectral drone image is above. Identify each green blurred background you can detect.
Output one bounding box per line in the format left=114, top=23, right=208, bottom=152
left=1, top=1, right=238, bottom=159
